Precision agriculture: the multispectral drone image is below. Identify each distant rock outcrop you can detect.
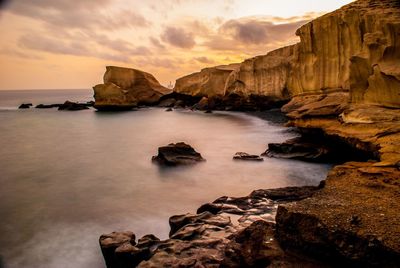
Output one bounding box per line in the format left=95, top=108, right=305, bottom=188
left=174, top=64, right=240, bottom=98
left=93, top=66, right=171, bottom=110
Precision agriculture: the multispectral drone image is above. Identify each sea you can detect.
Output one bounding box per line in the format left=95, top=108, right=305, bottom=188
left=0, top=89, right=331, bottom=268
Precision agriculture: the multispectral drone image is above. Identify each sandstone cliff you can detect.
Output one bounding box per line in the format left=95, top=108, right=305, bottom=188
left=93, top=66, right=171, bottom=110
left=173, top=0, right=399, bottom=109
left=225, top=45, right=296, bottom=101
left=174, top=64, right=240, bottom=97
left=288, top=0, right=400, bottom=108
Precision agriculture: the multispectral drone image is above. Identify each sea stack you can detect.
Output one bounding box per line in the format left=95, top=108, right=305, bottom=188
left=93, top=66, right=172, bottom=111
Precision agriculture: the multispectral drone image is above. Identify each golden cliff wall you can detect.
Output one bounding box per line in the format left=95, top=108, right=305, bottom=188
left=288, top=0, right=400, bottom=107
left=225, top=45, right=296, bottom=100
left=173, top=0, right=399, bottom=108
left=174, top=64, right=240, bottom=97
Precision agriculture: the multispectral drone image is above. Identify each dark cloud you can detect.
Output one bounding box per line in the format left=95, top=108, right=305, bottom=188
left=5, top=0, right=150, bottom=30
left=149, top=37, right=166, bottom=50
left=17, top=30, right=150, bottom=63
left=219, top=18, right=306, bottom=45
left=161, top=27, right=196, bottom=49
left=193, top=56, right=215, bottom=64
left=202, top=16, right=309, bottom=54
left=0, top=48, right=42, bottom=60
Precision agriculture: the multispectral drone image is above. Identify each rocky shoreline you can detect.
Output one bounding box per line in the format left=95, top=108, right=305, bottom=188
left=93, top=0, right=399, bottom=266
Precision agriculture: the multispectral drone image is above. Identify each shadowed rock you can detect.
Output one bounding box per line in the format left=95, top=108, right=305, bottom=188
left=152, top=142, right=205, bottom=166
left=35, top=103, right=62, bottom=109
left=233, top=152, right=264, bottom=161
left=58, top=101, right=90, bottom=111
left=18, top=103, right=32, bottom=109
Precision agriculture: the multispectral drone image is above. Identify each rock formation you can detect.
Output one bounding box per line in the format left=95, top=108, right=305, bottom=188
left=93, top=66, right=171, bottom=110
left=152, top=142, right=205, bottom=166
left=99, top=186, right=326, bottom=267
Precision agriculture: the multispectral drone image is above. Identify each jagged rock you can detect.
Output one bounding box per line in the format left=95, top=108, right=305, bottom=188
left=93, top=66, right=171, bottom=110
left=58, top=101, right=89, bottom=111
left=99, top=231, right=136, bottom=268
left=18, top=103, right=32, bottom=109
left=233, top=152, right=264, bottom=161
left=152, top=142, right=205, bottom=166
left=276, top=162, right=400, bottom=266
left=101, top=186, right=326, bottom=268
left=169, top=212, right=231, bottom=237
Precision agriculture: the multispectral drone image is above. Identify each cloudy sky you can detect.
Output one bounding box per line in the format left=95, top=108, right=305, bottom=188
left=0, top=0, right=353, bottom=90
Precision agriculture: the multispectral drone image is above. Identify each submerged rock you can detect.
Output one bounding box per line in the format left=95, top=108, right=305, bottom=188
left=35, top=103, right=63, bottom=109
left=58, top=101, right=90, bottom=111
left=233, top=152, right=264, bottom=161
left=18, top=103, right=32, bottom=109
left=152, top=142, right=205, bottom=166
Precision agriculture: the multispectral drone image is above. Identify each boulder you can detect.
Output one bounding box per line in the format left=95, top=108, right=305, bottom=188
left=93, top=66, right=171, bottom=110
left=152, top=142, right=205, bottom=166
left=18, top=103, right=32, bottom=109
left=233, top=152, right=264, bottom=161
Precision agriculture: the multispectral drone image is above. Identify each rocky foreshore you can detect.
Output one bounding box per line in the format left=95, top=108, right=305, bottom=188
left=96, top=0, right=400, bottom=266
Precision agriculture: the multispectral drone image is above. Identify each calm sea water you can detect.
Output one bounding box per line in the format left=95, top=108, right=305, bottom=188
left=0, top=90, right=331, bottom=268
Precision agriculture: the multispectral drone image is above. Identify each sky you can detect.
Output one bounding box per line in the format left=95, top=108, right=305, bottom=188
left=0, top=0, right=354, bottom=90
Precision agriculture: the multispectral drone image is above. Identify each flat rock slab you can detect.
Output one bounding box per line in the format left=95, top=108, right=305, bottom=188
left=152, top=142, right=205, bottom=166
left=276, top=162, right=400, bottom=266
left=233, top=152, right=264, bottom=161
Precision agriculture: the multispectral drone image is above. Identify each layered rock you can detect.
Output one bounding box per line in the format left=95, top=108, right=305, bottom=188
left=225, top=45, right=295, bottom=101
left=287, top=0, right=400, bottom=108
left=93, top=66, right=171, bottom=110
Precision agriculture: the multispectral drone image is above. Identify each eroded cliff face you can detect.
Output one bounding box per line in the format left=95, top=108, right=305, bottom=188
left=225, top=45, right=295, bottom=100
left=173, top=0, right=399, bottom=109
left=288, top=0, right=400, bottom=107
left=174, top=64, right=240, bottom=97
left=93, top=66, right=171, bottom=110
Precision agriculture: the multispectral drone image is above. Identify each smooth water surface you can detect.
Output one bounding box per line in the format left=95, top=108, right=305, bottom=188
left=0, top=90, right=331, bottom=268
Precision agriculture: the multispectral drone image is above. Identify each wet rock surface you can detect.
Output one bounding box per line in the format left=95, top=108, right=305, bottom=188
left=233, top=152, right=263, bottom=161
left=100, top=186, right=325, bottom=268
left=151, top=142, right=205, bottom=166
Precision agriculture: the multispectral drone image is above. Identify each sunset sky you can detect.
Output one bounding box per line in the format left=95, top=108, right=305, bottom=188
left=0, top=0, right=353, bottom=90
